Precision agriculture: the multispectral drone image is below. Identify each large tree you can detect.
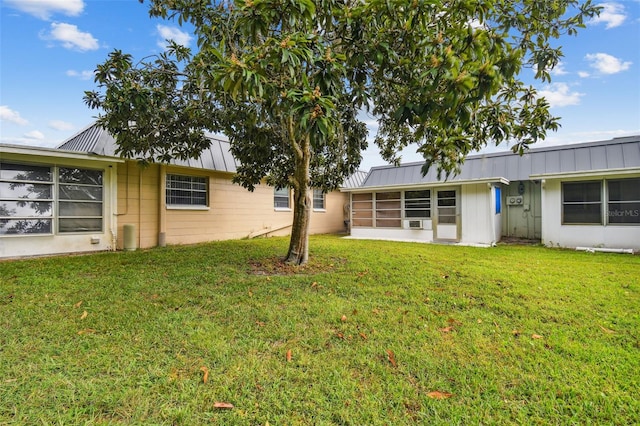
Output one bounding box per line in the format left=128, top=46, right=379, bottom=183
left=85, top=0, right=599, bottom=265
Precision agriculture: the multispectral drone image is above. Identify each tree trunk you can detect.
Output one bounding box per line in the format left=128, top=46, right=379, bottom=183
left=285, top=128, right=311, bottom=265
left=285, top=184, right=311, bottom=265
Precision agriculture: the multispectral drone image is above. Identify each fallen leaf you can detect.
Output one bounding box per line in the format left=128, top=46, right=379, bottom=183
left=599, top=325, right=616, bottom=334
left=200, top=366, right=209, bottom=384
left=255, top=321, right=265, bottom=327
left=336, top=332, right=345, bottom=340
left=427, top=390, right=453, bottom=400
left=248, top=290, right=253, bottom=297
left=512, top=329, right=520, bottom=337
left=531, top=334, right=543, bottom=339
left=359, top=332, right=368, bottom=340
left=311, top=281, right=318, bottom=288
left=387, top=349, right=397, bottom=367
left=77, top=328, right=96, bottom=335
left=74, top=301, right=83, bottom=308
left=80, top=311, right=88, bottom=320
left=213, top=402, right=234, bottom=409
left=439, top=326, right=454, bottom=333
left=341, top=315, right=347, bottom=322
left=477, top=319, right=483, bottom=324
left=286, top=349, right=292, bottom=362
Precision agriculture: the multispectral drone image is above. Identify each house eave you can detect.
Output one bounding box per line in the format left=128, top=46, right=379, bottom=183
left=341, top=177, right=510, bottom=192
left=530, top=167, right=640, bottom=180
left=1, top=144, right=125, bottom=163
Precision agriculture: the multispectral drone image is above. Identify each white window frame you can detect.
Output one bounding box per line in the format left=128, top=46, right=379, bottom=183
left=561, top=177, right=640, bottom=226
left=166, top=174, right=209, bottom=210
left=403, top=189, right=431, bottom=219
left=274, top=187, right=291, bottom=210
left=313, top=189, right=326, bottom=211
left=0, top=162, right=104, bottom=236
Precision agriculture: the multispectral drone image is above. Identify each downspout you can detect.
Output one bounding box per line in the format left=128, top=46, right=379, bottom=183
left=139, top=166, right=143, bottom=249
left=158, top=164, right=167, bottom=247
left=109, top=164, right=118, bottom=251
left=113, top=161, right=131, bottom=251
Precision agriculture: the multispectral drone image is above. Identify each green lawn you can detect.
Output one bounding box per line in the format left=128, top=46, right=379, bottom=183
left=1, top=235, right=638, bottom=425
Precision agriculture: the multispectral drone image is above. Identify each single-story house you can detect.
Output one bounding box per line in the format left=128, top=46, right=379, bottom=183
left=0, top=123, right=365, bottom=259
left=342, top=136, right=640, bottom=252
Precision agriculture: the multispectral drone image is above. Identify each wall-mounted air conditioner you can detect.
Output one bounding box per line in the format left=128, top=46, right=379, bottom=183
left=408, top=220, right=423, bottom=229
left=507, top=195, right=524, bottom=206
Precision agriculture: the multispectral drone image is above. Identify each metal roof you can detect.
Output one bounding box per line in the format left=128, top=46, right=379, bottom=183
left=359, top=136, right=640, bottom=188
left=55, top=123, right=366, bottom=187
left=57, top=122, right=239, bottom=173
left=341, top=170, right=368, bottom=189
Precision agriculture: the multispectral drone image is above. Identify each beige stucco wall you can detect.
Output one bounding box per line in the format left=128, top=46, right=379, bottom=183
left=115, top=161, right=349, bottom=250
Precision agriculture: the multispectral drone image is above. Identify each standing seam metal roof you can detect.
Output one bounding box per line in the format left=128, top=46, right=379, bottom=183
left=360, top=136, right=640, bottom=188
left=57, top=122, right=239, bottom=173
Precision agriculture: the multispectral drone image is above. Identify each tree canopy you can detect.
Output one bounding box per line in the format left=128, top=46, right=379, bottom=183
left=85, top=0, right=599, bottom=264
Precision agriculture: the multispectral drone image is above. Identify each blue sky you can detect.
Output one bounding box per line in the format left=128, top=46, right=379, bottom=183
left=1, top=0, right=639, bottom=170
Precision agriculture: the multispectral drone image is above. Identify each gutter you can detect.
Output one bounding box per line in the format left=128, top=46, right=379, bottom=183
left=340, top=177, right=510, bottom=193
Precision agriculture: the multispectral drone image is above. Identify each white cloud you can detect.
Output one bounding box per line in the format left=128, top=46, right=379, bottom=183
left=590, top=3, right=627, bottom=29
left=66, top=69, right=94, bottom=80
left=0, top=105, right=29, bottom=125
left=4, top=0, right=84, bottom=20
left=48, top=120, right=75, bottom=131
left=537, top=83, right=584, bottom=108
left=550, top=62, right=569, bottom=76
left=42, top=22, right=99, bottom=51
left=156, top=25, right=192, bottom=49
left=585, top=53, right=632, bottom=74
left=578, top=71, right=591, bottom=78
left=24, top=130, right=45, bottom=140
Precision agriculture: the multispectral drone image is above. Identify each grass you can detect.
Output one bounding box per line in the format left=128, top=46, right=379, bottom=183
left=0, top=235, right=638, bottom=425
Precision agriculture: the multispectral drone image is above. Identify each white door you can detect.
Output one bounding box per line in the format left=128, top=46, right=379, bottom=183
left=435, top=189, right=459, bottom=241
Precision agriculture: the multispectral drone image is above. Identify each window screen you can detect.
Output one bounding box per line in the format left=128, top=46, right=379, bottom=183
left=274, top=187, right=290, bottom=209
left=166, top=174, right=207, bottom=206
left=313, top=189, right=325, bottom=210
left=608, top=178, right=640, bottom=224
left=562, top=181, right=602, bottom=224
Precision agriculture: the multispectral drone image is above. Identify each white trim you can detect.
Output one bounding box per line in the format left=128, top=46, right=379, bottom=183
left=530, top=168, right=640, bottom=180
left=166, top=205, right=210, bottom=211
left=0, top=144, right=125, bottom=163
left=341, top=177, right=510, bottom=193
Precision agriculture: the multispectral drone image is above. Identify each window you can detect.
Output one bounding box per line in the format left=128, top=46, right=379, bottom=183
left=376, top=191, right=401, bottom=227
left=437, top=190, right=457, bottom=224
left=0, top=162, right=103, bottom=235
left=274, top=187, right=290, bottom=209
left=0, top=162, right=53, bottom=235
left=352, top=193, right=372, bottom=227
left=404, top=190, right=431, bottom=218
left=562, top=181, right=602, bottom=224
left=166, top=174, right=207, bottom=206
left=58, top=167, right=103, bottom=233
left=313, top=189, right=326, bottom=210
left=495, top=186, right=502, bottom=214
left=608, top=178, right=640, bottom=224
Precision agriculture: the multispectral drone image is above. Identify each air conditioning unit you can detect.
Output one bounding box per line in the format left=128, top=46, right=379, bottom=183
left=408, top=220, right=423, bottom=229
left=507, top=195, right=524, bottom=205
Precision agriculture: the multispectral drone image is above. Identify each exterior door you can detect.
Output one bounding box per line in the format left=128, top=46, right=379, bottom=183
left=435, top=189, right=459, bottom=241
